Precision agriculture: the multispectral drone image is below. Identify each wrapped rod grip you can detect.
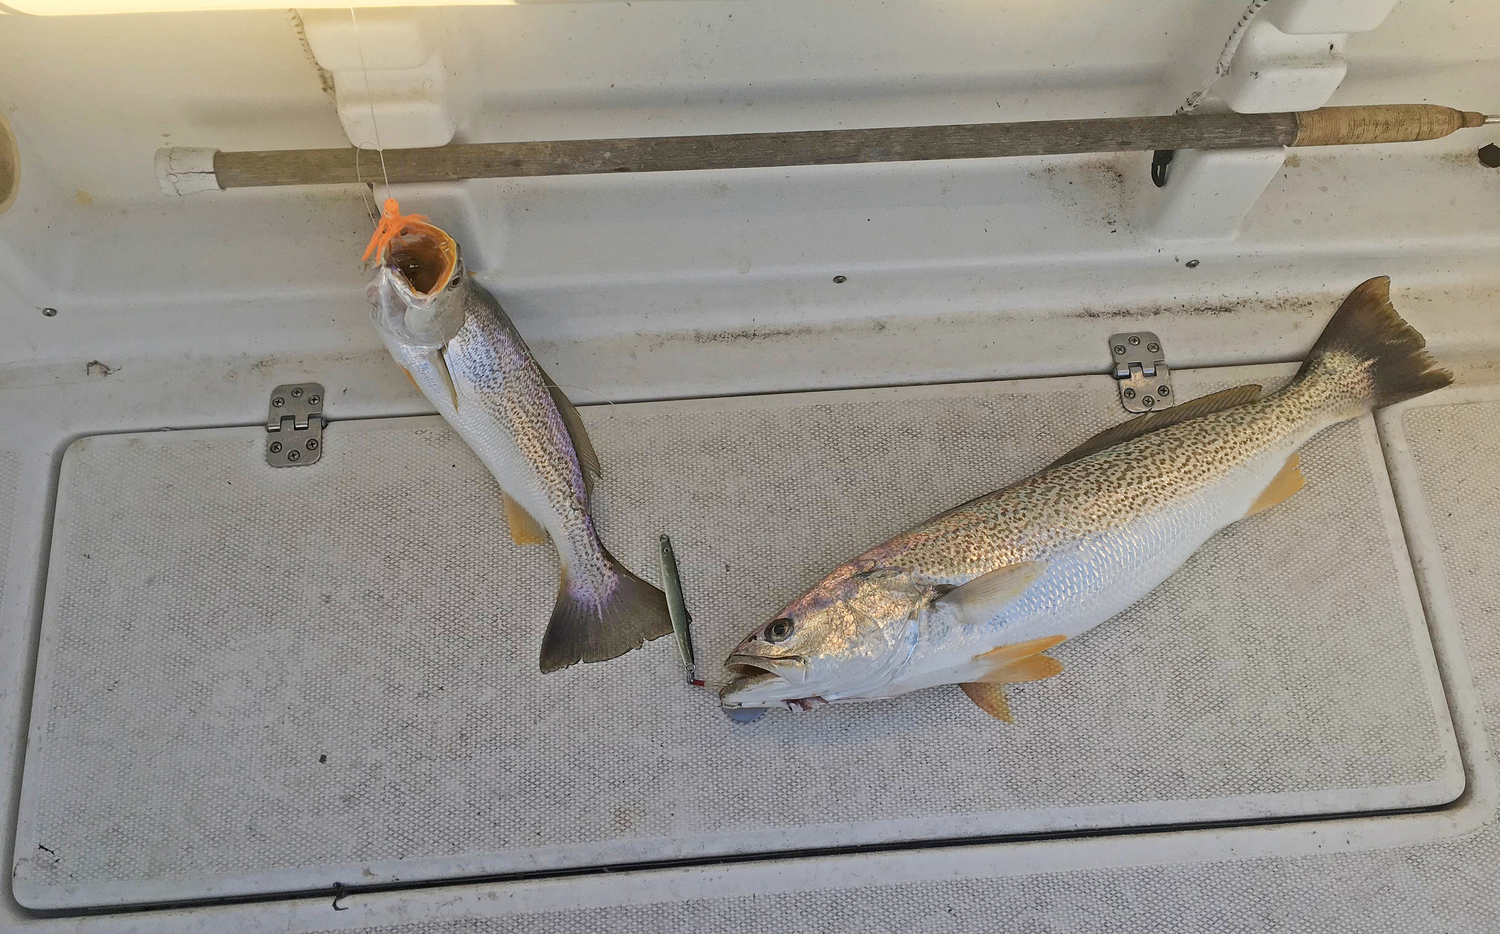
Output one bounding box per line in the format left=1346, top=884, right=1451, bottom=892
left=1293, top=105, right=1486, bottom=147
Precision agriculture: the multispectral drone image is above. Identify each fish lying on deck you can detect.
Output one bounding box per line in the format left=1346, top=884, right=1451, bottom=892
left=720, top=277, right=1452, bottom=722
left=364, top=200, right=670, bottom=671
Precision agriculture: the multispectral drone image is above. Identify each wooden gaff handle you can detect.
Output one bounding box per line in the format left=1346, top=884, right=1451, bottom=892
left=185, top=104, right=1489, bottom=190
left=1293, top=105, right=1487, bottom=147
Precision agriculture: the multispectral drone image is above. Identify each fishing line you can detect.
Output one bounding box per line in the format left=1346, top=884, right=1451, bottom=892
left=353, top=146, right=377, bottom=225
left=549, top=382, right=620, bottom=408
left=1175, top=0, right=1269, bottom=115
left=349, top=5, right=392, bottom=206
left=1154, top=0, right=1270, bottom=186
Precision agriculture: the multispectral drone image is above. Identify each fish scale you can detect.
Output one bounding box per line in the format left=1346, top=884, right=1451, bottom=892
left=441, top=305, right=608, bottom=601
left=365, top=203, right=671, bottom=672
left=720, top=279, right=1452, bottom=719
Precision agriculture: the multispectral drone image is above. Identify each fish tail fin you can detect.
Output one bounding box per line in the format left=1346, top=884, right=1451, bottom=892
left=1297, top=277, right=1453, bottom=410
left=538, top=548, right=672, bottom=673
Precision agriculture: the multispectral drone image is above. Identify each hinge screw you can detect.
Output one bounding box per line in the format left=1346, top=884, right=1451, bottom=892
left=1123, top=388, right=1137, bottom=399
left=1128, top=336, right=1140, bottom=345
left=291, top=387, right=304, bottom=398
left=1158, top=385, right=1171, bottom=396
left=1113, top=344, right=1126, bottom=355
left=269, top=441, right=283, bottom=453
left=272, top=397, right=285, bottom=408
left=287, top=449, right=301, bottom=462
left=309, top=394, right=321, bottom=405
left=306, top=439, right=320, bottom=451
left=1142, top=395, right=1156, bottom=407
left=1147, top=342, right=1160, bottom=353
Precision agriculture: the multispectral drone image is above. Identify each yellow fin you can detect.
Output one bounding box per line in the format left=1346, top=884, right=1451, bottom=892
left=961, top=682, right=1013, bottom=723
left=974, top=634, right=1067, bottom=668
left=400, top=365, right=421, bottom=393
left=974, top=653, right=1064, bottom=684
left=1050, top=384, right=1263, bottom=468
left=502, top=493, right=550, bottom=546
left=937, top=561, right=1046, bottom=625
left=1245, top=453, right=1305, bottom=518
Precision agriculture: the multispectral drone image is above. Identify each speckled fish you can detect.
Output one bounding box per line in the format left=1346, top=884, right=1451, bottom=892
left=364, top=200, right=670, bottom=671
left=720, top=278, right=1451, bottom=722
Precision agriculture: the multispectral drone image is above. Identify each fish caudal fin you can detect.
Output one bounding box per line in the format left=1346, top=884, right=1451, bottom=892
left=538, top=549, right=672, bottom=672
left=1299, top=277, right=1453, bottom=410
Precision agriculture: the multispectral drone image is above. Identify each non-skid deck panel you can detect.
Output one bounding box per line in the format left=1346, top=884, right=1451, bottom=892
left=13, top=364, right=1461, bottom=909
left=268, top=385, right=1500, bottom=934
left=1403, top=396, right=1500, bottom=744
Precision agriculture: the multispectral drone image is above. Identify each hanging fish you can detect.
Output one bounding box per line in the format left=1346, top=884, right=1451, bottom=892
left=365, top=200, right=671, bottom=671
left=720, top=277, right=1452, bottom=722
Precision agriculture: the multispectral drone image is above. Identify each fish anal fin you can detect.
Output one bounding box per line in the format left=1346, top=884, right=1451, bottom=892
left=502, top=493, right=551, bottom=546
left=1245, top=453, right=1305, bottom=518
left=1051, top=384, right=1263, bottom=468
left=936, top=561, right=1046, bottom=624
left=961, top=682, right=1013, bottom=723
left=974, top=634, right=1068, bottom=668
left=974, top=652, right=1064, bottom=684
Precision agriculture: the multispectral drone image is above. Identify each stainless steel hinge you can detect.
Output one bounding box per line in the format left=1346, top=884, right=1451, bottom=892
left=1109, top=332, right=1174, bottom=413
left=266, top=383, right=324, bottom=467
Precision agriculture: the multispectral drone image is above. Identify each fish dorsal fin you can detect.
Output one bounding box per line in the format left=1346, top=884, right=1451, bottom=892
left=974, top=634, right=1068, bottom=668
left=1244, top=452, right=1305, bottom=518
left=961, top=682, right=1013, bottom=723
left=536, top=368, right=602, bottom=499
left=1050, top=384, right=1264, bottom=468
left=973, top=652, right=1064, bottom=684
left=502, top=492, right=551, bottom=546
left=934, top=561, right=1046, bottom=625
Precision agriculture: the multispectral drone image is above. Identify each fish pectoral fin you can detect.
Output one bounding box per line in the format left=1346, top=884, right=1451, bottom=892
left=502, top=493, right=551, bottom=546
left=1049, top=383, right=1263, bottom=468
left=1244, top=452, right=1306, bottom=518
left=934, top=561, right=1047, bottom=625
left=425, top=347, right=460, bottom=412
left=960, top=682, right=1014, bottom=723
left=973, top=652, right=1064, bottom=684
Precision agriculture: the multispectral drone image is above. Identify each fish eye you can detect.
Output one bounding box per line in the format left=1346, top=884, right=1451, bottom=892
left=765, top=617, right=794, bottom=643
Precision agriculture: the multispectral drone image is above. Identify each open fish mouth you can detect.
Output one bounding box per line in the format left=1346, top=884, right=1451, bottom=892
left=719, top=654, right=825, bottom=716
left=725, top=654, right=782, bottom=679
left=724, top=652, right=809, bottom=684
left=386, top=224, right=457, bottom=297
left=720, top=657, right=784, bottom=699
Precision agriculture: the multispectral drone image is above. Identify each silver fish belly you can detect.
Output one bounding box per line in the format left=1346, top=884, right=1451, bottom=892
left=368, top=212, right=669, bottom=671
left=722, top=277, right=1452, bottom=719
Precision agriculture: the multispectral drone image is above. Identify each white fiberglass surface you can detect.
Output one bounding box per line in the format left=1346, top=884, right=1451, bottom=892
left=1, top=0, right=1498, bottom=928
left=12, top=364, right=1460, bottom=908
